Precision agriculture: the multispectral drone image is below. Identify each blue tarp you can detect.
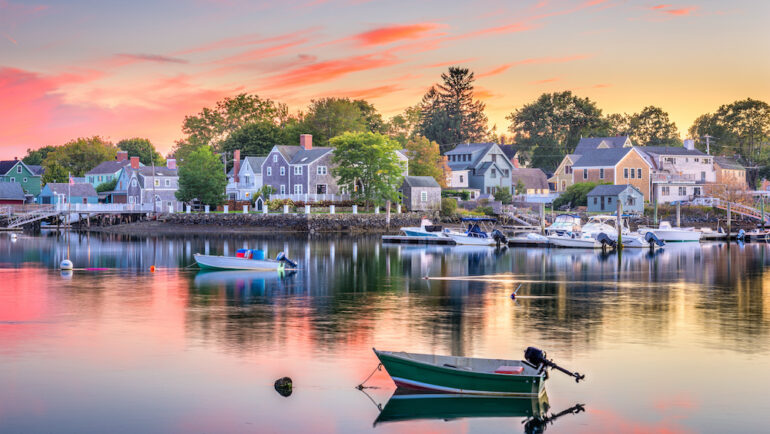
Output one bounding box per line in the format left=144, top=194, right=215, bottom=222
left=460, top=217, right=497, bottom=222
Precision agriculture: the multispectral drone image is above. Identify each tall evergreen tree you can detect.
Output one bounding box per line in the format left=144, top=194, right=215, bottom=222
left=418, top=67, right=488, bottom=148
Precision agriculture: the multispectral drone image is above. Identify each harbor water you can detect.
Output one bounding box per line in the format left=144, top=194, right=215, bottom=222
left=1, top=232, right=769, bottom=433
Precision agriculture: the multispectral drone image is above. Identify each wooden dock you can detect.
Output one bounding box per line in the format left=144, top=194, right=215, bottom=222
left=381, top=235, right=456, bottom=245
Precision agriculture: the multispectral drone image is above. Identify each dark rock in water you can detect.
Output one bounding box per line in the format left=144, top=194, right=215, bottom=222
left=274, top=377, right=293, bottom=397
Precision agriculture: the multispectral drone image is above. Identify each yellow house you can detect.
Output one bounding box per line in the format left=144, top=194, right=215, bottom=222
left=549, top=154, right=580, bottom=192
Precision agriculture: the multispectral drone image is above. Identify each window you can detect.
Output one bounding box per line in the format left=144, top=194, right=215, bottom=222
left=131, top=179, right=137, bottom=187
left=490, top=169, right=496, bottom=178
left=593, top=197, right=597, bottom=205
left=244, top=175, right=250, bottom=185
left=662, top=186, right=670, bottom=195
left=627, top=196, right=635, bottom=206
left=280, top=185, right=286, bottom=195
left=565, top=166, right=571, bottom=174
left=701, top=171, right=706, bottom=181
left=129, top=196, right=135, bottom=204
left=167, top=201, right=172, bottom=208
left=98, top=176, right=102, bottom=182
left=273, top=154, right=278, bottom=162
left=294, top=166, right=302, bottom=175
left=165, top=179, right=170, bottom=187
left=624, top=168, right=629, bottom=178
left=280, top=166, right=285, bottom=176
left=317, top=166, right=327, bottom=175
left=459, top=175, right=464, bottom=183
left=491, top=154, right=497, bottom=163
left=267, top=167, right=272, bottom=176
left=294, top=184, right=302, bottom=194
left=607, top=197, right=613, bottom=204
left=23, top=177, right=27, bottom=183
left=637, top=168, right=642, bottom=178
left=630, top=169, right=635, bottom=179
left=694, top=187, right=701, bottom=196
left=316, top=184, right=327, bottom=194
left=599, top=168, right=604, bottom=179
left=503, top=169, right=509, bottom=177
left=420, top=191, right=428, bottom=202
left=154, top=179, right=160, bottom=187
left=583, top=170, right=587, bottom=180
left=16, top=166, right=21, bottom=173
left=679, top=187, right=686, bottom=196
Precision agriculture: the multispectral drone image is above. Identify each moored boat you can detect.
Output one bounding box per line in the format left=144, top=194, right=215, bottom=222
left=373, top=346, right=583, bottom=397
left=545, top=214, right=582, bottom=236
left=194, top=250, right=297, bottom=271
left=399, top=218, right=447, bottom=238
left=446, top=217, right=507, bottom=246
left=637, top=221, right=702, bottom=242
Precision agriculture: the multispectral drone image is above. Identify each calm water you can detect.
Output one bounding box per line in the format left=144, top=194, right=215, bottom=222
left=1, top=231, right=769, bottom=433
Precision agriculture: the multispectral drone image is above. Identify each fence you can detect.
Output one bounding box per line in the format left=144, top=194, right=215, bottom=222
left=269, top=193, right=351, bottom=202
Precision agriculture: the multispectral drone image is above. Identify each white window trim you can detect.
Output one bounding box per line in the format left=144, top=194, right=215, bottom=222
left=280, top=166, right=285, bottom=176
left=280, top=184, right=286, bottom=195
left=267, top=167, right=272, bottom=176
left=273, top=154, right=277, bottom=162
left=294, top=166, right=302, bottom=175
left=420, top=191, right=428, bottom=202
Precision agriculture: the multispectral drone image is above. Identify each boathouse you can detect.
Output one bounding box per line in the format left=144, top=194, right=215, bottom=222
left=587, top=184, right=644, bottom=214
left=402, top=176, right=441, bottom=212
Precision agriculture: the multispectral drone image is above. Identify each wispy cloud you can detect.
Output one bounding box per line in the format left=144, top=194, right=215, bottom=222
left=115, top=53, right=189, bottom=64
left=354, top=23, right=445, bottom=46
left=328, top=84, right=405, bottom=100
left=264, top=53, right=402, bottom=89
left=644, top=4, right=699, bottom=18
left=424, top=58, right=477, bottom=68
left=530, top=77, right=560, bottom=84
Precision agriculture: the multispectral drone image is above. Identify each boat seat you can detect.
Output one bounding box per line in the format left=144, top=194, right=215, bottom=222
left=494, top=365, right=524, bottom=375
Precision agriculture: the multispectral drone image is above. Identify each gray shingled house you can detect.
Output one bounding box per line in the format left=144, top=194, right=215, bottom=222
left=587, top=184, right=644, bottom=214
left=402, top=176, right=441, bottom=212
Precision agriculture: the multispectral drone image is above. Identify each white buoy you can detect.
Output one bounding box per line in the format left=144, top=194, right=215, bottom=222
left=9, top=233, right=17, bottom=240
left=60, top=259, right=73, bottom=270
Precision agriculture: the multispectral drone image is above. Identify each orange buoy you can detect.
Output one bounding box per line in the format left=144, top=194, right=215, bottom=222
left=150, top=265, right=156, bottom=272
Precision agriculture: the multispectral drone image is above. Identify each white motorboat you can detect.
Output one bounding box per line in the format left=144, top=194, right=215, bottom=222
left=194, top=250, right=297, bottom=271
left=545, top=214, right=582, bottom=236
left=548, top=215, right=663, bottom=249
left=637, top=221, right=702, bottom=242
left=400, top=219, right=448, bottom=238
left=547, top=232, right=604, bottom=248
left=446, top=217, right=506, bottom=246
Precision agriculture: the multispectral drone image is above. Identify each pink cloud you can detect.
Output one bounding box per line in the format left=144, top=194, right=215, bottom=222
left=530, top=77, right=560, bottom=84
left=175, top=28, right=320, bottom=56
left=354, top=23, right=445, bottom=46
left=651, top=4, right=672, bottom=9
left=423, top=58, right=477, bottom=68
left=264, top=53, right=402, bottom=89
left=326, top=84, right=404, bottom=100
left=646, top=4, right=699, bottom=17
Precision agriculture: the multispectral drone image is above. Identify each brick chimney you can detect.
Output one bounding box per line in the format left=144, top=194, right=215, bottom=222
left=130, top=156, right=140, bottom=169
left=300, top=134, right=312, bottom=150
left=166, top=158, right=176, bottom=170
left=233, top=150, right=240, bottom=183
left=117, top=151, right=128, bottom=162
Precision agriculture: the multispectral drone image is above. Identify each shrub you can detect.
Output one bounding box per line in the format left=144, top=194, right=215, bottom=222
left=441, top=189, right=471, bottom=201
left=267, top=198, right=294, bottom=211
left=440, top=197, right=458, bottom=217
left=494, top=187, right=512, bottom=204
left=474, top=206, right=495, bottom=216
left=553, top=182, right=609, bottom=209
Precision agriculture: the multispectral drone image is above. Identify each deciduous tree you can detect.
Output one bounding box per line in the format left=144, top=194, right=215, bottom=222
left=627, top=106, right=681, bottom=146
left=22, top=145, right=57, bottom=166
left=42, top=136, right=116, bottom=178
left=300, top=97, right=383, bottom=147
left=175, top=146, right=227, bottom=207
left=220, top=122, right=283, bottom=158
left=507, top=91, right=607, bottom=171
left=117, top=138, right=164, bottom=165
left=330, top=132, right=405, bottom=208
left=404, top=135, right=447, bottom=187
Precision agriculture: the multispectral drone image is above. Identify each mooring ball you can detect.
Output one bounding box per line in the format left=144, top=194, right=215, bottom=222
left=274, top=377, right=293, bottom=397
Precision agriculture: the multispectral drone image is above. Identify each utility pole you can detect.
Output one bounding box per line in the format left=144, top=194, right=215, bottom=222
left=703, top=135, right=714, bottom=155
left=152, top=160, right=156, bottom=215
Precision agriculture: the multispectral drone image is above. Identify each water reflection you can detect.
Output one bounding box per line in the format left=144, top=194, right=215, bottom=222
left=0, top=233, right=769, bottom=432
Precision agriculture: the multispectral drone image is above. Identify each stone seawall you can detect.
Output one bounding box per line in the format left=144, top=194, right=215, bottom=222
left=80, top=212, right=426, bottom=235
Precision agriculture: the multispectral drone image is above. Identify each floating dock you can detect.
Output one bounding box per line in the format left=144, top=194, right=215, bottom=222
left=381, top=235, right=456, bottom=245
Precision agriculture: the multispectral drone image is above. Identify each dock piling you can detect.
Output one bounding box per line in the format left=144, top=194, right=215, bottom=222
left=676, top=201, right=681, bottom=227
left=727, top=202, right=732, bottom=237
left=617, top=200, right=623, bottom=250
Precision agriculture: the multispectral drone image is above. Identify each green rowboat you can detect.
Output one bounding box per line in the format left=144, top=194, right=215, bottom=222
left=373, top=349, right=547, bottom=396
left=374, top=390, right=550, bottom=426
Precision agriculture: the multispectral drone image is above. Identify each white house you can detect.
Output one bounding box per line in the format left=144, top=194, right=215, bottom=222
left=226, top=150, right=265, bottom=201
left=640, top=141, right=715, bottom=203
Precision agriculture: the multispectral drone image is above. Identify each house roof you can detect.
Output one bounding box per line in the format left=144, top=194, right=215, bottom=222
left=245, top=156, right=265, bottom=170
left=445, top=143, right=494, bottom=156
left=276, top=146, right=333, bottom=164
left=715, top=156, right=745, bottom=170
left=0, top=181, right=26, bottom=200
left=0, top=160, right=22, bottom=175
left=27, top=165, right=44, bottom=175
left=86, top=160, right=131, bottom=175
left=44, top=182, right=98, bottom=197
left=135, top=166, right=178, bottom=177
left=641, top=146, right=706, bottom=157
left=403, top=176, right=441, bottom=188
left=587, top=184, right=641, bottom=196
left=499, top=144, right=521, bottom=161
left=571, top=148, right=634, bottom=168
left=511, top=168, right=549, bottom=190
left=574, top=136, right=631, bottom=154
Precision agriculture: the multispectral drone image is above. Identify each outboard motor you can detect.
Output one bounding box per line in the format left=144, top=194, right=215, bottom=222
left=492, top=229, right=508, bottom=246
left=275, top=252, right=298, bottom=268
left=737, top=229, right=745, bottom=242
left=525, top=347, right=585, bottom=383
left=595, top=232, right=616, bottom=249
left=644, top=231, right=665, bottom=247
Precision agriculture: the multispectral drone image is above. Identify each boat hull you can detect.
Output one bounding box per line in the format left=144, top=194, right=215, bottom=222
left=401, top=228, right=444, bottom=238
left=194, top=253, right=284, bottom=271
left=547, top=235, right=602, bottom=249
left=374, top=391, right=549, bottom=425
left=375, top=350, right=546, bottom=397
left=447, top=234, right=497, bottom=246
left=638, top=229, right=701, bottom=242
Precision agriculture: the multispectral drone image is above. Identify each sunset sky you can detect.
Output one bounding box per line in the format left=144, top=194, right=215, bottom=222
left=1, top=0, right=768, bottom=158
